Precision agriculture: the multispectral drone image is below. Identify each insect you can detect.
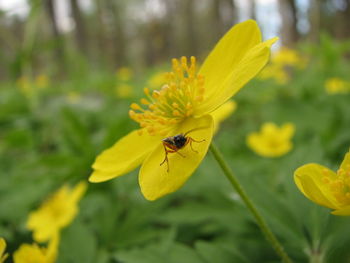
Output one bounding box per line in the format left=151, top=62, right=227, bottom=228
left=160, top=127, right=206, bottom=172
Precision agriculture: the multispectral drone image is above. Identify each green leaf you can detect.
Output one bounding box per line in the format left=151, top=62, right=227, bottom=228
left=57, top=219, right=97, bottom=263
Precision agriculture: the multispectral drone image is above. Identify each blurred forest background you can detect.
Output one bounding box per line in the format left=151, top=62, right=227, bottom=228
left=1, top=0, right=350, bottom=80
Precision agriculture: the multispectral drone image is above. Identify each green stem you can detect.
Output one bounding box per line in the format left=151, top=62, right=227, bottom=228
left=209, top=142, right=293, bottom=263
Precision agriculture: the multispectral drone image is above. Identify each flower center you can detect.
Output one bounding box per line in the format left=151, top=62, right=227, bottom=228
left=129, top=56, right=205, bottom=136
left=323, top=164, right=350, bottom=205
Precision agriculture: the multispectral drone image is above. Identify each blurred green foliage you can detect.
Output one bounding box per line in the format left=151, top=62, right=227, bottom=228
left=1, top=35, right=350, bottom=263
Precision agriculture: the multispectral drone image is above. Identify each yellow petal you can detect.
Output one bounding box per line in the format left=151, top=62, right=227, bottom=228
left=294, top=164, right=339, bottom=209
left=0, top=238, right=8, bottom=263
left=0, top=238, right=5, bottom=256
left=340, top=151, right=350, bottom=172
left=47, top=233, right=60, bottom=263
left=199, top=20, right=261, bottom=97
left=89, top=129, right=162, bottom=182
left=197, top=37, right=278, bottom=115
left=281, top=123, right=295, bottom=139
left=210, top=100, right=237, bottom=133
left=69, top=181, right=88, bottom=203
left=261, top=122, right=277, bottom=134
left=331, top=205, right=350, bottom=216
left=139, top=115, right=214, bottom=201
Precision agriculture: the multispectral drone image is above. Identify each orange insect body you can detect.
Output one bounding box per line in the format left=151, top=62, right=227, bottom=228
left=160, top=128, right=206, bottom=172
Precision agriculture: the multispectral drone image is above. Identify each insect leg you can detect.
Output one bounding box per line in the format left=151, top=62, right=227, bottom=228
left=160, top=143, right=178, bottom=172
left=188, top=137, right=206, bottom=153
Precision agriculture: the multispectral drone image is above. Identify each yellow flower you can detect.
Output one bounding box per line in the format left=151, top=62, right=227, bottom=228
left=147, top=72, right=168, bottom=89
left=258, top=47, right=305, bottom=84
left=0, top=238, right=8, bottom=263
left=258, top=64, right=288, bottom=84
left=17, top=76, right=33, bottom=96
left=272, top=47, right=305, bottom=68
left=247, top=122, right=295, bottom=158
left=294, top=151, right=350, bottom=216
left=325, top=77, right=350, bottom=94
left=35, top=74, right=49, bottom=89
left=13, top=234, right=59, bottom=263
left=116, top=67, right=133, bottom=81
left=27, top=182, right=87, bottom=242
left=115, top=84, right=134, bottom=98
left=89, top=20, right=278, bottom=200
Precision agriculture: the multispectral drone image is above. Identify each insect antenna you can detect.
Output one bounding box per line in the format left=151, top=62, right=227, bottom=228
left=183, top=126, right=210, bottom=136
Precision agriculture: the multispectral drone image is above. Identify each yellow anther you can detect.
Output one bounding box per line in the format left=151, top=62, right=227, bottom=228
left=196, top=95, right=203, bottom=102
left=144, top=87, right=150, bottom=95
left=147, top=126, right=155, bottom=133
left=141, top=98, right=150, bottom=105
left=170, top=119, right=179, bottom=124
left=322, top=177, right=330, bottom=184
left=170, top=83, right=177, bottom=91
left=137, top=129, right=143, bottom=136
left=172, top=102, right=179, bottom=108
left=130, top=103, right=142, bottom=110
left=172, top=58, right=179, bottom=70
left=186, top=109, right=193, bottom=116
left=186, top=102, right=192, bottom=110
left=149, top=104, right=156, bottom=110
left=338, top=168, right=345, bottom=176
left=173, top=110, right=181, bottom=117
left=152, top=90, right=160, bottom=99
left=181, top=56, right=188, bottom=70
left=190, top=56, right=196, bottom=66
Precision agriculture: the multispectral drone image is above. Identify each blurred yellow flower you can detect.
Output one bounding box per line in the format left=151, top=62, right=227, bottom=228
left=27, top=182, right=87, bottom=242
left=258, top=47, right=305, bottom=84
left=66, top=91, right=81, bottom=104
left=258, top=64, right=288, bottom=84
left=0, top=238, right=8, bottom=263
left=247, top=122, right=295, bottom=157
left=90, top=20, right=277, bottom=200
left=35, top=74, right=49, bottom=89
left=325, top=77, right=350, bottom=94
left=115, top=84, right=134, bottom=98
left=17, top=76, right=33, bottom=96
left=272, top=47, right=305, bottom=68
left=147, top=72, right=168, bottom=89
left=116, top=67, right=133, bottom=81
left=13, top=234, right=59, bottom=263
left=294, top=151, right=350, bottom=216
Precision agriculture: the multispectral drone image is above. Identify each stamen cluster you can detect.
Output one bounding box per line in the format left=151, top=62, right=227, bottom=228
left=323, top=164, right=350, bottom=205
left=129, top=56, right=205, bottom=136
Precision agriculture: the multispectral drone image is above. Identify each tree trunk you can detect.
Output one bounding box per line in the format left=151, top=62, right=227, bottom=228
left=45, top=0, right=65, bottom=67
left=247, top=0, right=256, bottom=20
left=334, top=0, right=350, bottom=39
left=221, top=0, right=236, bottom=31
left=184, top=0, right=197, bottom=56
left=69, top=0, right=88, bottom=55
left=105, top=1, right=127, bottom=67
left=307, top=0, right=320, bottom=42
left=278, top=0, right=299, bottom=46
